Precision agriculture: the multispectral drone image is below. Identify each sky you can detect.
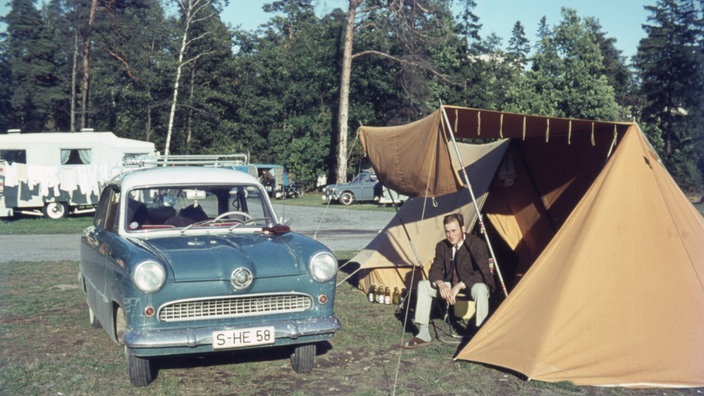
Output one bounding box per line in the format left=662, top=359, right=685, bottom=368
left=222, top=0, right=653, bottom=60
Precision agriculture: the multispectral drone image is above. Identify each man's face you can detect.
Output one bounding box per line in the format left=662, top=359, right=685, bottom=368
left=444, top=219, right=465, bottom=246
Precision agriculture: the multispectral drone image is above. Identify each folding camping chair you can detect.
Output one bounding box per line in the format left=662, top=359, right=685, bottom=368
left=435, top=293, right=476, bottom=344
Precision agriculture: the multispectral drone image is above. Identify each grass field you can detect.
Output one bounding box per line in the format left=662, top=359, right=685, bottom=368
left=1, top=256, right=703, bottom=395
left=1, top=193, right=703, bottom=394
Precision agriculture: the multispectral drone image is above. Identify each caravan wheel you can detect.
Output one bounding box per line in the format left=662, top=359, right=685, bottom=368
left=43, top=202, right=67, bottom=219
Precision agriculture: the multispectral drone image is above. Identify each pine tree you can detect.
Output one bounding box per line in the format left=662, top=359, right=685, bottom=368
left=0, top=33, right=12, bottom=131
left=457, top=0, right=483, bottom=54
left=635, top=0, right=704, bottom=189
left=584, top=17, right=633, bottom=117
left=3, top=0, right=60, bottom=131
left=528, top=8, right=622, bottom=120
left=507, top=21, right=530, bottom=64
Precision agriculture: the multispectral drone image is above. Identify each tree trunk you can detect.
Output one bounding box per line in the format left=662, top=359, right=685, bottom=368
left=336, top=0, right=361, bottom=184
left=164, top=0, right=193, bottom=158
left=80, top=0, right=98, bottom=130
left=146, top=103, right=152, bottom=142
left=70, top=29, right=78, bottom=131
left=186, top=62, right=197, bottom=145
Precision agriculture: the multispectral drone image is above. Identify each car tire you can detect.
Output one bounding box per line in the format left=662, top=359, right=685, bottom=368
left=291, top=343, right=316, bottom=373
left=126, top=347, right=155, bottom=387
left=339, top=191, right=355, bottom=206
left=88, top=306, right=101, bottom=329
left=43, top=202, right=67, bottom=219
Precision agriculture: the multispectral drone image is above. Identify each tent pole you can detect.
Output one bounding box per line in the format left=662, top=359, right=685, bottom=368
left=440, top=106, right=509, bottom=298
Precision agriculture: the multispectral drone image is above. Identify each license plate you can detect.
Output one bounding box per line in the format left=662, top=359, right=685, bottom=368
left=212, top=326, right=275, bottom=349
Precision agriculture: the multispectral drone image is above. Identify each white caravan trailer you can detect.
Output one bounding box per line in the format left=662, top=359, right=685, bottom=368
left=0, top=130, right=155, bottom=219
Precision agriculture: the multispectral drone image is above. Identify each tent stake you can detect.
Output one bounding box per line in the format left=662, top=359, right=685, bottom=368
left=441, top=106, right=509, bottom=298
left=477, top=111, right=481, bottom=136
left=545, top=118, right=550, bottom=142
left=499, top=113, right=504, bottom=138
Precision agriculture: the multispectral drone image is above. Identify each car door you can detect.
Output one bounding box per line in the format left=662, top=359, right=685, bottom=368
left=355, top=173, right=375, bottom=201
left=81, top=187, right=121, bottom=327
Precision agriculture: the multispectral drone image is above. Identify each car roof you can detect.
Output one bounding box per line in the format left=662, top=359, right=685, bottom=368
left=113, top=166, right=260, bottom=190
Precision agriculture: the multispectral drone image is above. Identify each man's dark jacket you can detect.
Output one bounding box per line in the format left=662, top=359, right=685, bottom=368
left=428, top=233, right=495, bottom=292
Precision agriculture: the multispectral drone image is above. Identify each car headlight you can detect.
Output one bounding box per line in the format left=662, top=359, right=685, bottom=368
left=309, top=252, right=337, bottom=282
left=133, top=260, right=166, bottom=293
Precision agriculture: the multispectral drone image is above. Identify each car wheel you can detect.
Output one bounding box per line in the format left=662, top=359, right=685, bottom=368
left=290, top=343, right=316, bottom=373
left=88, top=305, right=101, bottom=329
left=339, top=191, right=355, bottom=206
left=126, top=347, right=155, bottom=387
left=43, top=202, right=67, bottom=219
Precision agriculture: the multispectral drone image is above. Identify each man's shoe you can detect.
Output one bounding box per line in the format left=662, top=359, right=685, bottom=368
left=402, top=337, right=432, bottom=349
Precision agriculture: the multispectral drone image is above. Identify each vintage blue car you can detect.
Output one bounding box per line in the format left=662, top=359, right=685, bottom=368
left=78, top=166, right=340, bottom=386
left=321, top=171, right=406, bottom=206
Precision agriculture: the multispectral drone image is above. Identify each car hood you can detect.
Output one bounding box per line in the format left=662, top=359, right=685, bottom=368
left=136, top=234, right=302, bottom=282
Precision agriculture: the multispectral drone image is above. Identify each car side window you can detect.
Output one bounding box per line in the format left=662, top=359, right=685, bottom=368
left=94, top=187, right=120, bottom=231
left=94, top=189, right=112, bottom=229
left=106, top=189, right=121, bottom=232
left=244, top=187, right=267, bottom=220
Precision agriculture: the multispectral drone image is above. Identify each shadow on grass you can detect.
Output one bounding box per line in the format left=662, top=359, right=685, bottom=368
left=336, top=258, right=361, bottom=288
left=154, top=341, right=333, bottom=372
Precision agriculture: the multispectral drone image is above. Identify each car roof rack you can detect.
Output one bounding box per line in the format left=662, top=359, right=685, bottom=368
left=124, top=153, right=249, bottom=168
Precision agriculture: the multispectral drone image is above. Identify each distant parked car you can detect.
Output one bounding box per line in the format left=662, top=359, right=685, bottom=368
left=79, top=166, right=340, bottom=386
left=322, top=171, right=406, bottom=206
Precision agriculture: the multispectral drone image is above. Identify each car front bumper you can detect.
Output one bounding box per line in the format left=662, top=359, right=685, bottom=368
left=124, top=314, right=341, bottom=357
left=321, top=192, right=337, bottom=201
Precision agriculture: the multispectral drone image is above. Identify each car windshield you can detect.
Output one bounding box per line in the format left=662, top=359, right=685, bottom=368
left=124, top=184, right=275, bottom=232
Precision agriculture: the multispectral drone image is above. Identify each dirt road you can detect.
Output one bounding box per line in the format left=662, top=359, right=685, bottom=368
left=0, top=205, right=397, bottom=263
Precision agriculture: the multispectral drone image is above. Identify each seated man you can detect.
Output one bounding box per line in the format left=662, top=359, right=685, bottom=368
left=164, top=204, right=208, bottom=227
left=403, top=213, right=495, bottom=348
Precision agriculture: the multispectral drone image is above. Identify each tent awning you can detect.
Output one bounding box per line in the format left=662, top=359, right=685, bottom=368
left=359, top=106, right=632, bottom=198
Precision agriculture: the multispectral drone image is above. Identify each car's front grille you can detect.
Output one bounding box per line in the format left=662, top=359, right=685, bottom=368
left=158, top=293, right=313, bottom=322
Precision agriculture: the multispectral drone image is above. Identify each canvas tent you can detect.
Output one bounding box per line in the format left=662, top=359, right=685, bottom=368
left=348, top=139, right=510, bottom=293
left=350, top=105, right=704, bottom=387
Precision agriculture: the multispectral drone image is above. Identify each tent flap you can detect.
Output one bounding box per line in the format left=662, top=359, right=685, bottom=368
left=359, top=110, right=461, bottom=197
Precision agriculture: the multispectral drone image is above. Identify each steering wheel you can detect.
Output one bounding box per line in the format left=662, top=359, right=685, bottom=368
left=213, top=211, right=253, bottom=224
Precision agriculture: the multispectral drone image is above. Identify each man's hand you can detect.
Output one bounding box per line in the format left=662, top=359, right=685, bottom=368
left=436, top=282, right=464, bottom=305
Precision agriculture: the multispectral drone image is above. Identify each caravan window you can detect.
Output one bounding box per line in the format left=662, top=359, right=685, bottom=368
left=61, top=149, right=92, bottom=165
left=0, top=150, right=27, bottom=164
